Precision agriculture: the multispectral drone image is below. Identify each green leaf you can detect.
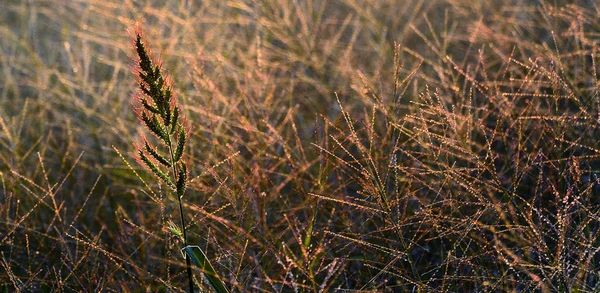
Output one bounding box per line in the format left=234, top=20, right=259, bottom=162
left=167, top=220, right=184, bottom=241
left=182, top=245, right=229, bottom=293
left=303, top=211, right=316, bottom=250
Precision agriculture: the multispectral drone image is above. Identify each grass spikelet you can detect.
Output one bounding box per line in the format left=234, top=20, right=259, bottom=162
left=174, top=126, right=185, bottom=163
left=139, top=149, right=174, bottom=188
left=144, top=141, right=171, bottom=167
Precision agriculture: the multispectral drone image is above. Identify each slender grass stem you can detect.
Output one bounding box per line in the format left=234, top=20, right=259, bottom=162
left=132, top=31, right=196, bottom=292
left=168, top=140, right=194, bottom=293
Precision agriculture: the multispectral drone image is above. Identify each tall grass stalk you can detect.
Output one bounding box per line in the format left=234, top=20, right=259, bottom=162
left=131, top=30, right=194, bottom=292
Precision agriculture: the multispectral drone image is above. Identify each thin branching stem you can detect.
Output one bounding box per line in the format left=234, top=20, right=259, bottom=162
left=167, top=138, right=194, bottom=293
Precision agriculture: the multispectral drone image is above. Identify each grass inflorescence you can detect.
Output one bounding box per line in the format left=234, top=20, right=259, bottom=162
left=132, top=30, right=227, bottom=293
left=132, top=30, right=194, bottom=292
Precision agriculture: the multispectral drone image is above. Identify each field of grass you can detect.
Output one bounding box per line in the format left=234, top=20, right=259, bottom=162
left=1, top=0, right=600, bottom=291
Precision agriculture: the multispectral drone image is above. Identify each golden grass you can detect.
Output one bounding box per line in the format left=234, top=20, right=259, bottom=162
left=1, top=0, right=599, bottom=291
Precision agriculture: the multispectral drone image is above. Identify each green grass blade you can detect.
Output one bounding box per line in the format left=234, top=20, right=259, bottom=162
left=182, top=245, right=229, bottom=293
